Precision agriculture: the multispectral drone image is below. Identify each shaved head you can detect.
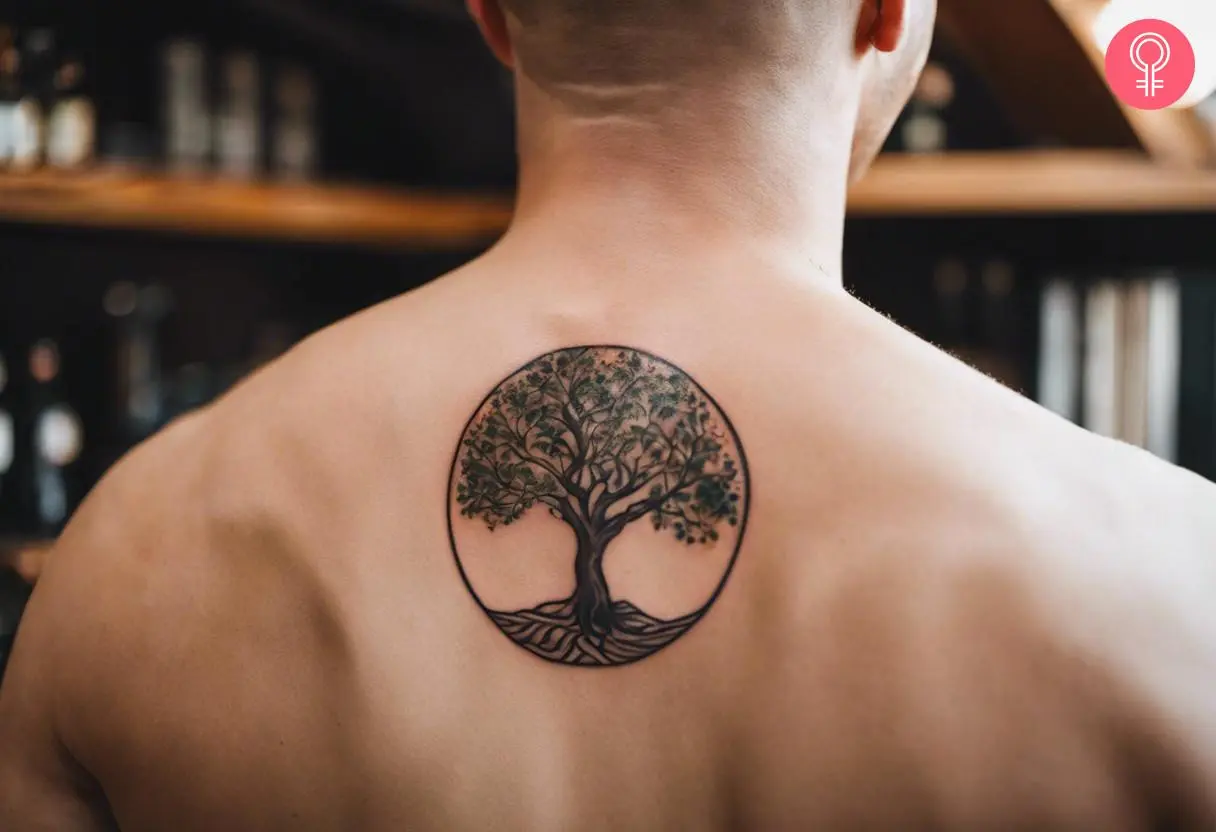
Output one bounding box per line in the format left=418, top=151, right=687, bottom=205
left=499, top=0, right=856, bottom=93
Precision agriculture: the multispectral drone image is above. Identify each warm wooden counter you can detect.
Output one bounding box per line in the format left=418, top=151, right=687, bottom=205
left=0, top=169, right=515, bottom=248
left=849, top=150, right=1216, bottom=216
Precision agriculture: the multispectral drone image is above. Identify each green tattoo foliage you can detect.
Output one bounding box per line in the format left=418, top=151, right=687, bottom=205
left=456, top=348, right=742, bottom=543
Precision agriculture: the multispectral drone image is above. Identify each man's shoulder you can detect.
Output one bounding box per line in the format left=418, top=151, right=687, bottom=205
left=61, top=407, right=213, bottom=561
left=864, top=303, right=1216, bottom=551
left=846, top=315, right=1216, bottom=597
left=0, top=397, right=361, bottom=822
left=78, top=279, right=451, bottom=575
left=980, top=416, right=1216, bottom=596
left=1022, top=441, right=1216, bottom=794
left=45, top=376, right=331, bottom=641
left=78, top=291, right=444, bottom=609
left=1051, top=432, right=1216, bottom=562
left=0, top=409, right=211, bottom=790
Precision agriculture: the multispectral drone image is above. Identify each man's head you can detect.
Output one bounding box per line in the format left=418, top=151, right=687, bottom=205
left=468, top=0, right=936, bottom=182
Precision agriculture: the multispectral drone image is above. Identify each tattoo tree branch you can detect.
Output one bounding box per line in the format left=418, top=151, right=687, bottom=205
left=457, top=349, right=742, bottom=541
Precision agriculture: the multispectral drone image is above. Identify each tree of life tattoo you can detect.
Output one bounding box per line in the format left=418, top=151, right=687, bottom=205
left=447, top=347, right=749, bottom=667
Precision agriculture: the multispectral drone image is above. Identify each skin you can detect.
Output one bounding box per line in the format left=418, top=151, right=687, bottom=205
left=4, top=0, right=1216, bottom=827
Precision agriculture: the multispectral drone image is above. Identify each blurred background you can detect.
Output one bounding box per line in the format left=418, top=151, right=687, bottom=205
left=0, top=0, right=1215, bottom=580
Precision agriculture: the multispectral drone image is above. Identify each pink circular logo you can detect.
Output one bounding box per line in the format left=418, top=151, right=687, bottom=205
left=1105, top=18, right=1196, bottom=110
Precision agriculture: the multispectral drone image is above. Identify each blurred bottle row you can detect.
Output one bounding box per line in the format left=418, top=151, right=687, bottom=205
left=0, top=280, right=298, bottom=541
left=1037, top=271, right=1216, bottom=479
left=0, top=24, right=318, bottom=180
left=0, top=337, right=83, bottom=538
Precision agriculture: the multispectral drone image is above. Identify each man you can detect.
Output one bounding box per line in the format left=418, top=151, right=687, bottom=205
left=4, top=0, right=1216, bottom=828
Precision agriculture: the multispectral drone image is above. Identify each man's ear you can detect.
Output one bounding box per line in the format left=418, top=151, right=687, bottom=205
left=468, top=0, right=515, bottom=68
left=856, top=0, right=907, bottom=54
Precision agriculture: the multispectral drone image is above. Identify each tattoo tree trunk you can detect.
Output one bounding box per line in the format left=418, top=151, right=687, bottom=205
left=573, top=525, right=616, bottom=644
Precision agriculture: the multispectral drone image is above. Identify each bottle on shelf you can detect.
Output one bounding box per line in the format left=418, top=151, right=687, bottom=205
left=976, top=259, right=1023, bottom=391
left=932, top=257, right=972, bottom=361
left=11, top=27, right=56, bottom=171
left=217, top=51, right=262, bottom=180
left=0, top=27, right=18, bottom=168
left=105, top=282, right=173, bottom=442
left=46, top=56, right=95, bottom=169
left=163, top=38, right=212, bottom=174
left=24, top=339, right=84, bottom=537
left=10, top=64, right=40, bottom=171
left=273, top=64, right=317, bottom=182
left=901, top=61, right=954, bottom=154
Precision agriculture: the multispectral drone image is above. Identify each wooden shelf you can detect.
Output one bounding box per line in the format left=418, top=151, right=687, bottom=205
left=849, top=150, right=1216, bottom=216
left=0, top=152, right=1213, bottom=245
left=0, top=169, right=514, bottom=248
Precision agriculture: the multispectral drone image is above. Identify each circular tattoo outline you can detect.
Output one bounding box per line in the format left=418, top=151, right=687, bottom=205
left=446, top=345, right=751, bottom=669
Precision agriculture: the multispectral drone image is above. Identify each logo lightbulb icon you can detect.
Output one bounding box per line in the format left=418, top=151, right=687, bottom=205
left=1130, top=31, right=1171, bottom=97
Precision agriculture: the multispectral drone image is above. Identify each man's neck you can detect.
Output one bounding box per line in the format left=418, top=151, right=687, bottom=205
left=505, top=87, right=856, bottom=289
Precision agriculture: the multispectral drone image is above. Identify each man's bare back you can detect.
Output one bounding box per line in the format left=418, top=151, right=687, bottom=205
left=6, top=0, right=1216, bottom=826
left=3, top=237, right=1216, bottom=829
